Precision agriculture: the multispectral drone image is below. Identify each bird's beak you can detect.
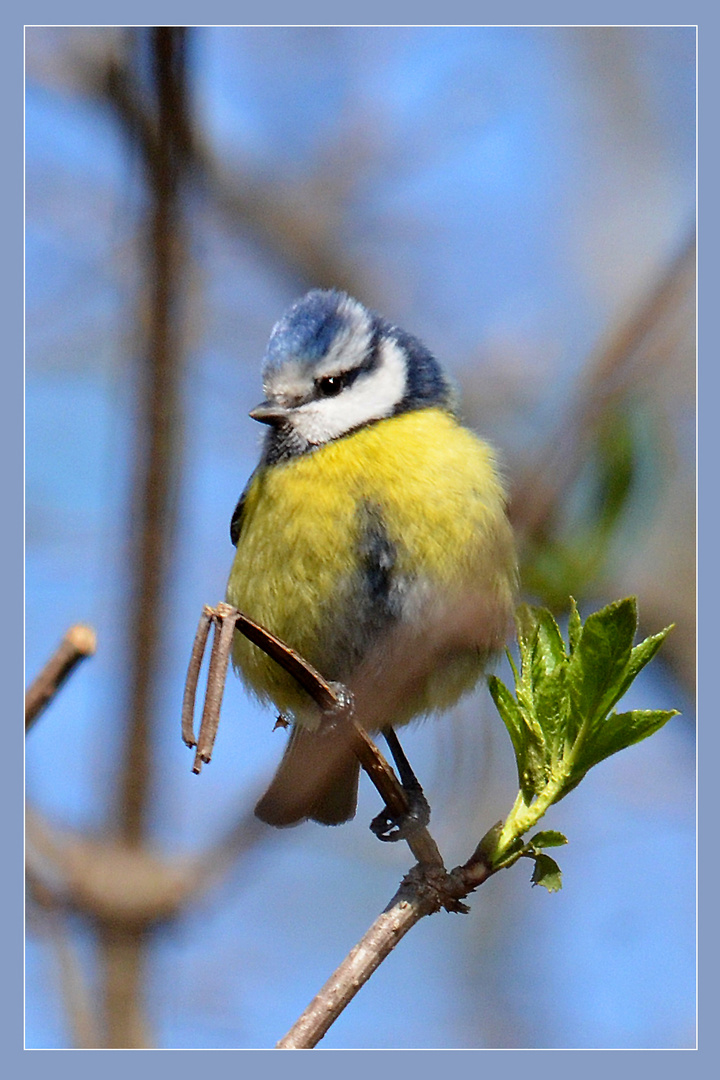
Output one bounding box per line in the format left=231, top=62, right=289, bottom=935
left=249, top=401, right=289, bottom=426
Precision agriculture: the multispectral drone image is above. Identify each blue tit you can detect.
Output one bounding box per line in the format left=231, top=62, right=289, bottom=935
left=227, top=289, right=517, bottom=828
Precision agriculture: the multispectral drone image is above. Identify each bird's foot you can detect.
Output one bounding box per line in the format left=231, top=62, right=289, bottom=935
left=370, top=785, right=431, bottom=842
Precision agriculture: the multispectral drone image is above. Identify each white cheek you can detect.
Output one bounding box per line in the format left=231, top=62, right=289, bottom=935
left=291, top=338, right=407, bottom=444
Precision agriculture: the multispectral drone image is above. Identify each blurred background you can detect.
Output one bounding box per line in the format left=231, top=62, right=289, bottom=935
left=25, top=25, right=695, bottom=1049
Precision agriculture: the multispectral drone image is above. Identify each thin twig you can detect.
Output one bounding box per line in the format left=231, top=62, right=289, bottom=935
left=181, top=606, right=213, bottom=748
left=277, top=874, right=442, bottom=1049
left=277, top=853, right=492, bottom=1049
left=233, top=610, right=342, bottom=712
left=25, top=625, right=97, bottom=732
left=181, top=601, right=341, bottom=769
left=350, top=725, right=444, bottom=868
left=349, top=724, right=409, bottom=821
left=183, top=603, right=444, bottom=866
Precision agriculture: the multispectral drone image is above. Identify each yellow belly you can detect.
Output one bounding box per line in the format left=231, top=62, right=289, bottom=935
left=226, top=407, right=515, bottom=725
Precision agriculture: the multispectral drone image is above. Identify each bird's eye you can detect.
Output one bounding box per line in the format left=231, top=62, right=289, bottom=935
left=316, top=375, right=344, bottom=398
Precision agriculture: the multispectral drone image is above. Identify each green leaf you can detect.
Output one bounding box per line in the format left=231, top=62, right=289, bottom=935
left=529, top=830, right=568, bottom=850
left=488, top=596, right=678, bottom=851
left=512, top=604, right=569, bottom=747
left=534, top=608, right=567, bottom=668
left=568, top=597, right=638, bottom=741
left=608, top=625, right=675, bottom=709
left=530, top=609, right=569, bottom=743
left=514, top=603, right=542, bottom=654
left=571, top=708, right=679, bottom=779
left=531, top=853, right=563, bottom=892
left=488, top=675, right=546, bottom=800
left=567, top=598, right=582, bottom=654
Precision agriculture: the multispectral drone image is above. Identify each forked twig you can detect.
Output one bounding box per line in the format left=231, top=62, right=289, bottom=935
left=181, top=603, right=444, bottom=868
left=181, top=602, right=342, bottom=766
left=181, top=601, right=460, bottom=1046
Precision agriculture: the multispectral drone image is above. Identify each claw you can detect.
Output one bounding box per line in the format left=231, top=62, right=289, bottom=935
left=370, top=787, right=431, bottom=843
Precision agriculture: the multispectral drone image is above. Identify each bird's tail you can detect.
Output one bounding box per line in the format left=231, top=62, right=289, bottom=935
left=254, top=722, right=360, bottom=827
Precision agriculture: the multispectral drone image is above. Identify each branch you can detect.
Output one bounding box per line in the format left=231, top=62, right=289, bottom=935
left=509, top=229, right=695, bottom=546
left=27, top=879, right=102, bottom=1048
left=90, top=45, right=371, bottom=300
left=119, top=26, right=188, bottom=844
left=277, top=870, right=447, bottom=1049
left=277, top=855, right=492, bottom=1048
left=182, top=603, right=445, bottom=869
left=25, top=624, right=96, bottom=731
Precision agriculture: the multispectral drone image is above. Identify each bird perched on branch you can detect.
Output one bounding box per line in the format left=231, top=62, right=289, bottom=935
left=226, top=289, right=516, bottom=831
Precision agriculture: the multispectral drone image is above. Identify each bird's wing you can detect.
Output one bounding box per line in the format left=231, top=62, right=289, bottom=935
left=229, top=469, right=261, bottom=547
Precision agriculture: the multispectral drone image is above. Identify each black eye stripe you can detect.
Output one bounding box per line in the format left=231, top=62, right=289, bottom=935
left=315, top=368, right=362, bottom=397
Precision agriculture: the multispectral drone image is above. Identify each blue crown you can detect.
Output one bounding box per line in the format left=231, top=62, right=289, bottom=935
left=264, top=290, right=351, bottom=373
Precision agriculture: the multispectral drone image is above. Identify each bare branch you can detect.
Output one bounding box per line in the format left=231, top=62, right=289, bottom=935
left=88, top=45, right=370, bottom=299
left=510, top=229, right=696, bottom=545
left=25, top=810, right=196, bottom=926
left=27, top=880, right=102, bottom=1048
left=25, top=624, right=97, bottom=732
left=119, top=26, right=189, bottom=844
left=97, top=925, right=151, bottom=1048
left=193, top=604, right=238, bottom=771
left=277, top=872, right=442, bottom=1049
left=277, top=852, right=492, bottom=1049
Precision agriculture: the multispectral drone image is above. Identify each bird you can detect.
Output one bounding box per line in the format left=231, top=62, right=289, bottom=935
left=226, top=288, right=517, bottom=831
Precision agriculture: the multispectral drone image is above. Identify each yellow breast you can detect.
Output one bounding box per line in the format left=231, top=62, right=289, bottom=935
left=227, top=407, right=515, bottom=720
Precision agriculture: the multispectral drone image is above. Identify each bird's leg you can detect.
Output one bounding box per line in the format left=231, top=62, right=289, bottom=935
left=370, top=725, right=431, bottom=841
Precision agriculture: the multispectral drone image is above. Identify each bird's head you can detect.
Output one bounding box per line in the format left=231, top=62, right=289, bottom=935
left=251, top=289, right=454, bottom=462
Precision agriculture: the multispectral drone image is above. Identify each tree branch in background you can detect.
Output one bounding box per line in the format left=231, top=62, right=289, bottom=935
left=120, top=26, right=189, bottom=845
left=98, top=26, right=189, bottom=1049
left=510, top=229, right=695, bottom=545
left=25, top=624, right=96, bottom=732
left=92, top=45, right=371, bottom=301
left=26, top=33, right=270, bottom=1049
left=509, top=230, right=695, bottom=688
left=26, top=880, right=102, bottom=1049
